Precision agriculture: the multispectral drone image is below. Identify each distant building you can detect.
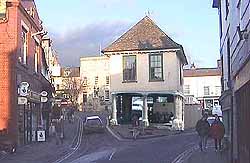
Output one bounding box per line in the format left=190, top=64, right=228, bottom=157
left=80, top=56, right=110, bottom=111
left=52, top=67, right=82, bottom=109
left=102, top=16, right=187, bottom=128
left=213, top=0, right=250, bottom=162
left=183, top=61, right=222, bottom=113
left=0, top=0, right=53, bottom=146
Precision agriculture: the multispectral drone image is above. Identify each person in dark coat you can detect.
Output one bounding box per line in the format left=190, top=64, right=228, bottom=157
left=210, top=114, right=225, bottom=151
left=195, top=114, right=210, bottom=151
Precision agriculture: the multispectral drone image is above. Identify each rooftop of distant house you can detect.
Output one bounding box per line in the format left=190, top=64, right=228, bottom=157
left=184, top=61, right=221, bottom=77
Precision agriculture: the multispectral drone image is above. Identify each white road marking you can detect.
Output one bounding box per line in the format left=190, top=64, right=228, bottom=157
left=109, top=151, right=116, bottom=161
left=70, top=149, right=114, bottom=163
left=52, top=116, right=84, bottom=163
left=105, top=117, right=124, bottom=141
left=171, top=144, right=198, bottom=163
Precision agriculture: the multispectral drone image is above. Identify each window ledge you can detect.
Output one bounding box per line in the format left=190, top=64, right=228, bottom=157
left=122, top=80, right=138, bottom=83
left=149, top=79, right=164, bottom=82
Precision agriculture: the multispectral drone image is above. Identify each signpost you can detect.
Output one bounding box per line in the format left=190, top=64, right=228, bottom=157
left=37, top=130, right=46, bottom=142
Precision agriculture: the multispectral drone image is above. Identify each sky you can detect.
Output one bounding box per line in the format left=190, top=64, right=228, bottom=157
left=35, top=0, right=220, bottom=67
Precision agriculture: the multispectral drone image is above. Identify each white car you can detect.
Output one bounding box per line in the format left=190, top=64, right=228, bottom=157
left=212, top=105, right=222, bottom=117
left=83, top=116, right=105, bottom=134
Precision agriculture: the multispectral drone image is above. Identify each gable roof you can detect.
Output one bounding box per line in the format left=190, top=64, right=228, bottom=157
left=102, top=16, right=181, bottom=52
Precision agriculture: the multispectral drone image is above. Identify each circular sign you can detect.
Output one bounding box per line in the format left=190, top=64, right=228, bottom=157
left=41, top=97, right=48, bottom=103
left=40, top=91, right=48, bottom=97
left=20, top=82, right=29, bottom=87
left=19, top=82, right=30, bottom=96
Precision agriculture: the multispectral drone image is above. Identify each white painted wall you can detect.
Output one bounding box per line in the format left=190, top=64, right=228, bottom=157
left=80, top=56, right=110, bottom=100
left=183, top=75, right=221, bottom=98
left=109, top=51, right=183, bottom=93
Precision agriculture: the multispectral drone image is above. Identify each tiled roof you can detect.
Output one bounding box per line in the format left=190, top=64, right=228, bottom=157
left=102, top=16, right=182, bottom=53
left=184, top=68, right=221, bottom=77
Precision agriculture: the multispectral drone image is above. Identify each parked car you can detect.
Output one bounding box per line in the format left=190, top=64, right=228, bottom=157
left=83, top=116, right=105, bottom=134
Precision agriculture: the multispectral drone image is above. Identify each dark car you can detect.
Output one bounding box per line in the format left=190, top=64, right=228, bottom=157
left=83, top=116, right=105, bottom=134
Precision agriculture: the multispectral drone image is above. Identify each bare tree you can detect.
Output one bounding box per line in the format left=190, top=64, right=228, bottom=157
left=62, top=75, right=84, bottom=107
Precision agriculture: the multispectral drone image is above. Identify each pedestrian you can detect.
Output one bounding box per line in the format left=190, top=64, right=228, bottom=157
left=55, top=118, right=63, bottom=145
left=210, top=114, right=225, bottom=152
left=195, top=114, right=210, bottom=152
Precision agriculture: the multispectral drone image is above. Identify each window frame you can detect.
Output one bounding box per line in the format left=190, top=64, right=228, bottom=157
left=122, top=55, right=137, bottom=82
left=184, top=85, right=190, bottom=95
left=21, top=26, right=28, bottom=65
left=204, top=86, right=210, bottom=96
left=0, top=0, right=7, bottom=19
left=95, top=76, right=98, bottom=85
left=149, top=53, right=164, bottom=82
left=34, top=40, right=39, bottom=73
left=104, top=90, right=110, bottom=101
left=106, top=76, right=110, bottom=86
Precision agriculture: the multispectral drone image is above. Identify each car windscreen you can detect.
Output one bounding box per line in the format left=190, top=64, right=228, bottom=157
left=86, top=119, right=102, bottom=125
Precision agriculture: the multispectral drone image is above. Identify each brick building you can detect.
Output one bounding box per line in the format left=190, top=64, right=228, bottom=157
left=0, top=0, right=53, bottom=146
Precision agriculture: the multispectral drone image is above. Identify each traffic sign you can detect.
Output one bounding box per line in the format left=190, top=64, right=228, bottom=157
left=40, top=91, right=48, bottom=97
left=37, top=130, right=46, bottom=142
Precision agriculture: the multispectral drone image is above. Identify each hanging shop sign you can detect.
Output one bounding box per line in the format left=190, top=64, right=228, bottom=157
left=19, top=82, right=30, bottom=97
left=29, top=91, right=41, bottom=102
left=18, top=97, right=28, bottom=105
left=40, top=91, right=48, bottom=97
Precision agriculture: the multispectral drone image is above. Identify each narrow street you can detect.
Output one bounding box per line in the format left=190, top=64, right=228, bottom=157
left=0, top=112, right=198, bottom=163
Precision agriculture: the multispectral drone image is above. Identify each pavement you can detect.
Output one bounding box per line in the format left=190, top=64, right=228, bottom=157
left=0, top=117, right=80, bottom=163
left=185, top=146, right=229, bottom=163
left=0, top=111, right=229, bottom=163
left=108, top=124, right=193, bottom=140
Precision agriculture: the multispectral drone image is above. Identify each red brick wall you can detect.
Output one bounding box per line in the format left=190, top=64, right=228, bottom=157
left=0, top=1, right=18, bottom=141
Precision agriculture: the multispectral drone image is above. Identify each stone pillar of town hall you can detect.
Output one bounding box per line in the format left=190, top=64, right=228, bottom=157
left=173, top=96, right=184, bottom=131
left=142, top=95, right=149, bottom=127
left=111, top=94, right=118, bottom=125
